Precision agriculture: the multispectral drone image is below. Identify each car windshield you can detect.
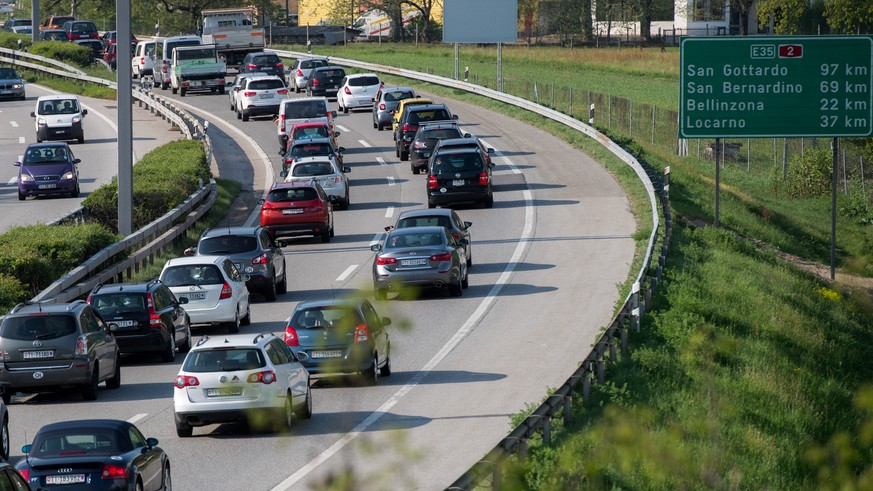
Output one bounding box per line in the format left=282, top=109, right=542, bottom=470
left=24, top=146, right=70, bottom=164
left=386, top=232, right=443, bottom=249
left=292, top=126, right=329, bottom=140
left=290, top=143, right=332, bottom=158
left=38, top=99, right=80, bottom=115
left=267, top=187, right=318, bottom=202
left=0, top=314, right=76, bottom=341
left=432, top=153, right=484, bottom=174
left=0, top=68, right=21, bottom=79
left=31, top=429, right=129, bottom=457
left=292, top=161, right=334, bottom=177
left=91, top=293, right=146, bottom=314
left=199, top=236, right=257, bottom=255
left=252, top=55, right=279, bottom=65
left=285, top=101, right=325, bottom=119
left=161, top=265, right=224, bottom=287
left=291, top=306, right=363, bottom=330
left=396, top=216, right=452, bottom=229
left=300, top=59, right=327, bottom=69
left=247, top=79, right=284, bottom=90
left=183, top=348, right=265, bottom=372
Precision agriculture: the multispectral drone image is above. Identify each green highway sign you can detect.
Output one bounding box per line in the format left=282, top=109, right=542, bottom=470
left=679, top=36, right=873, bottom=138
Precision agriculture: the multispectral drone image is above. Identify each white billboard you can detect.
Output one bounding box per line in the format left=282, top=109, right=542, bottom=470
left=443, top=0, right=518, bottom=44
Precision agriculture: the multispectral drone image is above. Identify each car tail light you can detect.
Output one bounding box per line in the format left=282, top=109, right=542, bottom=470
left=296, top=69, right=303, bottom=76
left=244, top=91, right=256, bottom=97
left=284, top=325, right=299, bottom=346
left=220, top=283, right=232, bottom=300
left=353, top=323, right=369, bottom=343
left=138, top=56, right=144, bottom=64
left=276, top=62, right=284, bottom=68
left=248, top=370, right=276, bottom=384
left=401, top=123, right=410, bottom=132
left=247, top=64, right=258, bottom=70
left=75, top=335, right=87, bottom=356
left=428, top=176, right=438, bottom=189
left=162, top=64, right=167, bottom=73
left=102, top=465, right=130, bottom=480
left=182, top=82, right=190, bottom=88
left=146, top=293, right=161, bottom=327
left=413, top=141, right=427, bottom=149
left=278, top=89, right=288, bottom=95
left=430, top=252, right=453, bottom=262
left=174, top=375, right=199, bottom=388
left=19, top=470, right=28, bottom=481
left=379, top=103, right=386, bottom=110
left=252, top=253, right=268, bottom=265
left=279, top=114, right=286, bottom=132
left=218, top=79, right=225, bottom=86
left=312, top=79, right=320, bottom=86
left=284, top=157, right=294, bottom=166
left=344, top=87, right=351, bottom=95
left=479, top=172, right=490, bottom=185
left=261, top=199, right=277, bottom=210
left=452, top=232, right=462, bottom=240
left=376, top=256, right=397, bottom=266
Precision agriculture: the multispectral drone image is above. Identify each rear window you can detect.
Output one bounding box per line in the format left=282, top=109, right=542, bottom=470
left=383, top=91, right=414, bottom=102
left=183, top=348, right=265, bottom=373
left=247, top=79, right=285, bottom=90
left=91, top=294, right=146, bottom=314
left=31, top=429, right=129, bottom=457
left=292, top=161, right=334, bottom=177
left=292, top=126, right=329, bottom=140
left=291, top=306, right=363, bottom=330
left=431, top=153, right=484, bottom=174
left=300, top=59, right=327, bottom=69
left=0, top=314, right=77, bottom=341
left=284, top=100, right=326, bottom=119
left=290, top=143, right=332, bottom=158
left=420, top=128, right=461, bottom=141
left=396, top=216, right=452, bottom=229
left=267, top=187, right=318, bottom=202
left=348, top=76, right=379, bottom=87
left=69, top=22, right=96, bottom=33
left=198, top=236, right=258, bottom=255
left=408, top=110, right=451, bottom=124
left=315, top=69, right=344, bottom=79
left=176, top=48, right=214, bottom=61
left=252, top=55, right=280, bottom=65
left=386, top=232, right=444, bottom=249
left=165, top=40, right=201, bottom=59
left=161, top=265, right=224, bottom=287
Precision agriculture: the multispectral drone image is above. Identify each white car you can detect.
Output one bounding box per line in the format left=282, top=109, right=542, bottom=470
left=173, top=333, right=312, bottom=437
left=227, top=71, right=267, bottom=112
left=336, top=73, right=382, bottom=113
left=31, top=94, right=87, bottom=144
left=235, top=75, right=289, bottom=122
left=159, top=255, right=251, bottom=333
left=131, top=40, right=155, bottom=79
left=281, top=156, right=351, bottom=210
left=276, top=96, right=335, bottom=151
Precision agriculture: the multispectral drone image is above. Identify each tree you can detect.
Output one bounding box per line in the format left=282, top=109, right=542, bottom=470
left=730, top=0, right=756, bottom=34
left=824, top=0, right=873, bottom=33
left=755, top=0, right=809, bottom=34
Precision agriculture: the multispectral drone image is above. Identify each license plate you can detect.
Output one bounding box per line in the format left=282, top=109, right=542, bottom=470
left=54, top=130, right=65, bottom=134
left=206, top=387, right=242, bottom=397
left=0, top=91, right=9, bottom=95
left=46, top=475, right=86, bottom=485
left=452, top=179, right=465, bottom=186
left=260, top=93, right=274, bottom=99
left=181, top=292, right=205, bottom=300
left=401, top=258, right=428, bottom=266
left=423, top=152, right=431, bottom=158
left=310, top=350, right=342, bottom=359
left=23, top=350, right=54, bottom=359
left=38, top=184, right=57, bottom=189
left=282, top=208, right=304, bottom=214
left=113, top=320, right=137, bottom=328
left=190, top=81, right=203, bottom=86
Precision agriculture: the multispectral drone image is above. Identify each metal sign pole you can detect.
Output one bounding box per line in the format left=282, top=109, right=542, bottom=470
left=497, top=42, right=503, bottom=92
left=831, top=138, right=838, bottom=280
left=715, top=138, right=720, bottom=229
left=454, top=43, right=459, bottom=80
left=31, top=0, right=40, bottom=44
left=117, top=0, right=133, bottom=235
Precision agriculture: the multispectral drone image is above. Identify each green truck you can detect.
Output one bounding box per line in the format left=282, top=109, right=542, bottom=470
left=170, top=45, right=227, bottom=97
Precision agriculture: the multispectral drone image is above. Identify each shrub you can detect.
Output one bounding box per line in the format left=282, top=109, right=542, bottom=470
left=29, top=40, right=94, bottom=67
left=776, top=146, right=832, bottom=198
left=0, top=274, right=28, bottom=310
left=0, top=31, right=32, bottom=50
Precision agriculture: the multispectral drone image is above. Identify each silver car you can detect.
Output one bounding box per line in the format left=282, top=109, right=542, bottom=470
left=0, top=67, right=25, bottom=101
left=281, top=156, right=351, bottom=210
left=290, top=56, right=329, bottom=93
left=372, top=86, right=416, bottom=131
left=371, top=226, right=468, bottom=299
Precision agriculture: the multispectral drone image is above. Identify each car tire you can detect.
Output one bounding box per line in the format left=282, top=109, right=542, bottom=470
left=161, top=81, right=169, bottom=90
left=161, top=333, right=176, bottom=362
left=71, top=183, right=80, bottom=198
left=180, top=88, right=186, bottom=97
left=242, top=111, right=249, bottom=122
left=379, top=351, right=392, bottom=377
left=135, top=480, right=143, bottom=491
left=395, top=143, right=400, bottom=158
left=161, top=465, right=172, bottom=491
left=172, top=86, right=178, bottom=94
left=106, top=356, right=122, bottom=389
left=227, top=314, right=240, bottom=334
left=77, top=136, right=84, bottom=144
left=411, top=163, right=419, bottom=175
left=373, top=119, right=377, bottom=129
left=264, top=277, right=277, bottom=302
left=179, top=323, right=192, bottom=352
left=277, top=265, right=287, bottom=294
left=218, top=86, right=225, bottom=95
left=175, top=421, right=193, bottom=438
left=400, top=149, right=409, bottom=161
left=18, top=191, right=25, bottom=201
left=342, top=104, right=348, bottom=114
left=484, top=195, right=494, bottom=208
left=241, top=306, right=251, bottom=326
left=329, top=225, right=335, bottom=238
left=449, top=278, right=463, bottom=297
left=321, top=227, right=331, bottom=243
left=236, top=110, right=241, bottom=120
left=82, top=367, right=99, bottom=401
left=230, top=101, right=234, bottom=111
left=0, top=415, right=8, bottom=461
left=295, top=385, right=313, bottom=420
left=277, top=395, right=294, bottom=431
left=427, top=200, right=436, bottom=209
left=462, top=268, right=469, bottom=289
left=361, top=353, right=378, bottom=386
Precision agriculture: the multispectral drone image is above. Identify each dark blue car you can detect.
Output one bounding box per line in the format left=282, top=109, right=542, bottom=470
left=0, top=67, right=25, bottom=100
left=15, top=142, right=80, bottom=200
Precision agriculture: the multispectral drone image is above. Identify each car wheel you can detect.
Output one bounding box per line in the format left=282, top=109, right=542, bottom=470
left=230, top=101, right=235, bottom=111
left=218, top=86, right=225, bottom=95
left=321, top=227, right=331, bottom=243
left=175, top=421, right=193, bottom=438
left=242, top=111, right=249, bottom=122
left=361, top=353, right=378, bottom=385
left=0, top=415, right=9, bottom=461
left=484, top=195, right=494, bottom=208
left=179, top=323, right=192, bottom=352
left=467, top=250, right=472, bottom=268
left=71, top=183, right=80, bottom=198
left=180, top=88, right=187, bottom=97
left=236, top=110, right=241, bottom=120
left=227, top=313, right=240, bottom=334
left=449, top=277, right=463, bottom=297
left=77, top=136, right=84, bottom=144
left=82, top=367, right=99, bottom=401
left=277, top=265, right=287, bottom=294
left=462, top=268, right=469, bottom=289
left=329, top=224, right=335, bottom=238
left=277, top=395, right=294, bottom=431
left=161, top=465, right=172, bottom=491
left=342, top=104, right=348, bottom=114
left=241, top=306, right=251, bottom=326
left=161, top=81, right=169, bottom=90
left=135, top=479, right=143, bottom=491
left=379, top=350, right=392, bottom=377
left=295, top=385, right=313, bottom=420
left=372, top=118, right=377, bottom=129
left=427, top=200, right=436, bottom=209
left=171, top=86, right=178, bottom=94
left=264, top=277, right=277, bottom=302
left=400, top=149, right=409, bottom=161
left=17, top=190, right=25, bottom=201
left=161, top=333, right=176, bottom=362
left=411, top=163, right=419, bottom=175
left=106, top=356, right=121, bottom=389
left=395, top=142, right=400, bottom=158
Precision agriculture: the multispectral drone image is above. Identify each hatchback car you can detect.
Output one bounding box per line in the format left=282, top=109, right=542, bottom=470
left=290, top=56, right=328, bottom=93
left=280, top=136, right=344, bottom=174
left=131, top=40, right=156, bottom=79
left=408, top=121, right=470, bottom=174
left=427, top=139, right=495, bottom=209
left=234, top=75, right=288, bottom=121
left=32, top=94, right=87, bottom=143
left=10, top=25, right=31, bottom=35
left=159, top=256, right=251, bottom=334
left=306, top=66, right=346, bottom=98
left=0, top=67, right=25, bottom=101
left=336, top=73, right=381, bottom=113
left=281, top=156, right=351, bottom=210
left=185, top=226, right=287, bottom=302
left=283, top=299, right=391, bottom=384
left=288, top=121, right=340, bottom=149
left=40, top=28, right=68, bottom=41
left=0, top=300, right=121, bottom=404
left=395, top=104, right=457, bottom=161
left=259, top=181, right=335, bottom=243
left=87, top=280, right=192, bottom=362
left=15, top=142, right=80, bottom=200
left=389, top=208, right=473, bottom=267
left=228, top=71, right=267, bottom=112
left=390, top=97, right=433, bottom=134
left=2, top=18, right=31, bottom=31
left=372, top=86, right=415, bottom=131
left=239, top=51, right=286, bottom=84
left=62, top=20, right=98, bottom=41
left=17, top=419, right=170, bottom=491
left=371, top=226, right=468, bottom=299
left=173, top=333, right=311, bottom=437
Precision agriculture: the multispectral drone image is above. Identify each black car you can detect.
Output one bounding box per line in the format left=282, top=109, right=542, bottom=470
left=87, top=280, right=191, bottom=362
left=185, top=226, right=287, bottom=302
left=388, top=207, right=473, bottom=267
left=306, top=66, right=346, bottom=98
left=74, top=39, right=104, bottom=58
left=394, top=104, right=457, bottom=161
left=62, top=20, right=98, bottom=41
left=40, top=29, right=68, bottom=41
left=283, top=298, right=391, bottom=384
left=17, top=419, right=171, bottom=491
left=427, top=137, right=495, bottom=209
left=280, top=136, right=344, bottom=173
left=239, top=51, right=286, bottom=84
left=408, top=121, right=469, bottom=174
left=0, top=462, right=31, bottom=490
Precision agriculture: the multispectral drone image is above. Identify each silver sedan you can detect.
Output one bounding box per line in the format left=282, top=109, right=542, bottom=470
left=371, top=226, right=468, bottom=299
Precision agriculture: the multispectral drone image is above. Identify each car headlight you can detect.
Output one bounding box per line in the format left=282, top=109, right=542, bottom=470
left=19, top=174, right=33, bottom=182
left=72, top=115, right=82, bottom=123
left=12, top=83, right=22, bottom=89
left=37, top=118, right=46, bottom=126
left=61, top=171, right=75, bottom=180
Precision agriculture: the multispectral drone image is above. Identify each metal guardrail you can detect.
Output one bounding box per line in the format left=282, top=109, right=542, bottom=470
left=265, top=49, right=670, bottom=490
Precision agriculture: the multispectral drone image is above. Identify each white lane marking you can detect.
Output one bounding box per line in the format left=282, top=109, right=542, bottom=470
left=385, top=206, right=394, bottom=218
left=7, top=177, right=17, bottom=185
left=368, top=233, right=383, bottom=246
left=387, top=176, right=395, bottom=186
left=358, top=139, right=371, bottom=148
left=10, top=121, right=18, bottom=128
left=336, top=124, right=349, bottom=132
left=335, top=264, right=358, bottom=282
left=167, top=98, right=274, bottom=227
left=18, top=137, right=25, bottom=144
left=376, top=157, right=387, bottom=166
left=272, top=144, right=534, bottom=491
left=128, top=413, right=147, bottom=424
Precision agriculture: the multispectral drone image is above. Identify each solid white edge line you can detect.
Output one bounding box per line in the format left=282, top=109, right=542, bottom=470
left=385, top=206, right=394, bottom=218
left=376, top=157, right=387, bottom=166
left=272, top=143, right=534, bottom=490
left=358, top=139, right=371, bottom=148
left=127, top=413, right=147, bottom=424
left=335, top=264, right=358, bottom=282
left=7, top=177, right=17, bottom=186
left=336, top=124, right=349, bottom=132
left=387, top=176, right=395, bottom=186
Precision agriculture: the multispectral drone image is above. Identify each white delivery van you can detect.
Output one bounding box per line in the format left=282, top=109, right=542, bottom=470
left=132, top=40, right=156, bottom=79
left=31, top=94, right=87, bottom=144
left=276, top=96, right=335, bottom=151
left=154, top=35, right=202, bottom=90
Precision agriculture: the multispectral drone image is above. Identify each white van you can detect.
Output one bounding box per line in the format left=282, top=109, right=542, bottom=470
left=31, top=94, right=87, bottom=144
left=132, top=40, right=156, bottom=79
left=154, top=35, right=202, bottom=90
left=276, top=97, right=335, bottom=151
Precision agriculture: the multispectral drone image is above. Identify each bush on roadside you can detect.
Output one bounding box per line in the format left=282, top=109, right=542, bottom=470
left=0, top=31, right=32, bottom=50
left=0, top=274, right=28, bottom=308
left=29, top=40, right=94, bottom=67
left=770, top=146, right=832, bottom=199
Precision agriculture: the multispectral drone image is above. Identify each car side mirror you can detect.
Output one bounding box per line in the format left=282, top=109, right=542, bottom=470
left=464, top=221, right=472, bottom=228
left=257, top=198, right=265, bottom=205
left=370, top=244, right=382, bottom=252
left=146, top=437, right=159, bottom=448
left=458, top=238, right=469, bottom=246
left=183, top=246, right=196, bottom=256
left=487, top=148, right=495, bottom=154
left=464, top=133, right=471, bottom=138
left=330, top=111, right=337, bottom=118
left=13, top=162, right=21, bottom=167
left=278, top=149, right=286, bottom=156
left=337, top=147, right=345, bottom=153
left=30, top=111, right=35, bottom=117
left=382, top=316, right=391, bottom=326
left=327, top=195, right=338, bottom=202
left=177, top=297, right=189, bottom=305
left=384, top=225, right=393, bottom=232
left=276, top=239, right=287, bottom=247
left=72, top=158, right=81, bottom=164
left=342, top=166, right=350, bottom=173
left=334, top=131, right=340, bottom=137
left=82, top=109, right=88, bottom=116
left=22, top=444, right=32, bottom=454
left=279, top=170, right=288, bottom=178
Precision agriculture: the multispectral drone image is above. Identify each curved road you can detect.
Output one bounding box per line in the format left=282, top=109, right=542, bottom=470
left=6, top=76, right=636, bottom=490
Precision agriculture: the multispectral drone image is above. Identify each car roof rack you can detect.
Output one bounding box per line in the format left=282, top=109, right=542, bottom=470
left=67, top=299, right=87, bottom=311
left=91, top=282, right=104, bottom=294
left=196, top=336, right=210, bottom=347
left=253, top=332, right=273, bottom=343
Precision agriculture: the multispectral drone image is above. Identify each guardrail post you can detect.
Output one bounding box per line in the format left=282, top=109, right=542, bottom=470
left=582, top=373, right=591, bottom=402
left=543, top=416, right=552, bottom=445
left=518, top=439, right=528, bottom=461
left=644, top=282, right=652, bottom=312
left=563, top=395, right=573, bottom=426
left=621, top=327, right=629, bottom=355
left=492, top=461, right=502, bottom=491
left=631, top=282, right=641, bottom=332
left=609, top=339, right=618, bottom=362
left=596, top=359, right=606, bottom=384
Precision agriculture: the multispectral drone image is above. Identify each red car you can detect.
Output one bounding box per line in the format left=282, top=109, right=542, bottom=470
left=259, top=181, right=335, bottom=243
left=288, top=121, right=340, bottom=149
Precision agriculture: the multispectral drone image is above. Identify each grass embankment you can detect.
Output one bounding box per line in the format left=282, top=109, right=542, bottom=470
left=278, top=43, right=873, bottom=487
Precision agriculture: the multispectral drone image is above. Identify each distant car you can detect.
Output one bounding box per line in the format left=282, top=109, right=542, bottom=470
left=280, top=136, right=344, bottom=174
left=39, top=28, right=68, bottom=41
left=62, top=20, right=98, bottom=40
left=87, top=280, right=192, bottom=362
left=173, top=333, right=312, bottom=437
left=100, top=30, right=137, bottom=53
left=259, top=181, right=335, bottom=243
left=102, top=43, right=118, bottom=70
left=371, top=226, right=469, bottom=299
left=228, top=71, right=268, bottom=112
left=15, top=142, right=80, bottom=200
left=288, top=121, right=340, bottom=149
left=394, top=104, right=457, bottom=161
left=372, top=86, right=415, bottom=131
left=276, top=96, right=335, bottom=151
left=74, top=38, right=104, bottom=58
left=305, top=66, right=346, bottom=98
left=239, top=51, right=286, bottom=84
left=0, top=67, right=25, bottom=101
left=10, top=25, right=31, bottom=35
left=42, top=15, right=75, bottom=31
left=132, top=40, right=156, bottom=79
left=159, top=255, right=251, bottom=333
left=388, top=208, right=473, bottom=267
left=281, top=156, right=351, bottom=210
left=31, top=94, right=87, bottom=144
left=184, top=226, right=287, bottom=302
left=17, top=419, right=171, bottom=491
left=0, top=300, right=121, bottom=404
left=289, top=56, right=328, bottom=93
left=408, top=121, right=469, bottom=174
left=235, top=75, right=289, bottom=122
left=283, top=298, right=391, bottom=384
left=427, top=137, right=495, bottom=209
left=336, top=73, right=381, bottom=113
left=2, top=17, right=31, bottom=31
